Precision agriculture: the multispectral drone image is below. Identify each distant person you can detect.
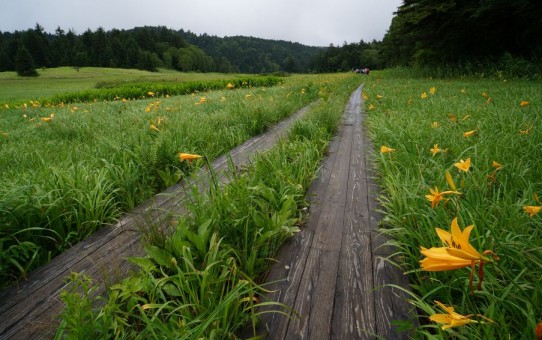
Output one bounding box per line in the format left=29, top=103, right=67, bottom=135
left=363, top=68, right=370, bottom=75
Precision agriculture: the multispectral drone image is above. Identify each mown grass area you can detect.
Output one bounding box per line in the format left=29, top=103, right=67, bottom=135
left=363, top=69, right=541, bottom=338
left=0, top=67, right=246, bottom=103
left=55, top=74, right=361, bottom=338
left=0, top=71, right=357, bottom=290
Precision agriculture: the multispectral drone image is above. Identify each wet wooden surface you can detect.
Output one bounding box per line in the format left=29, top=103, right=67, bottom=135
left=0, top=104, right=313, bottom=340
left=255, top=85, right=416, bottom=339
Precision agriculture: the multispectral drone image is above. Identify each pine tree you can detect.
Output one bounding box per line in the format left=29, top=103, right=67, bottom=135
left=15, top=45, right=38, bottom=77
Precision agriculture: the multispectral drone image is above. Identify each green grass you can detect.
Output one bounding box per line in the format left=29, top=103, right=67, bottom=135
left=0, top=67, right=245, bottom=103
left=364, top=69, right=541, bottom=338
left=0, top=71, right=354, bottom=289
left=55, top=73, right=361, bottom=338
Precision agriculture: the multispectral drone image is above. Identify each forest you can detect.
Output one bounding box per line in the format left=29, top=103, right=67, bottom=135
left=2, top=0, right=542, bottom=77
left=0, top=25, right=327, bottom=74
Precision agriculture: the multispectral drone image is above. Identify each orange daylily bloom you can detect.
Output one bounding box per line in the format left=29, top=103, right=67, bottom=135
left=368, top=104, right=375, bottom=110
left=421, top=92, right=428, bottom=99
left=523, top=205, right=542, bottom=217
left=454, top=158, right=471, bottom=172
left=449, top=114, right=457, bottom=122
left=435, top=218, right=486, bottom=261
left=463, top=130, right=477, bottom=138
left=179, top=153, right=202, bottom=163
left=520, top=127, right=532, bottom=135
left=491, top=160, right=502, bottom=169
left=431, top=121, right=439, bottom=128
left=40, top=113, right=54, bottom=122
left=149, top=124, right=160, bottom=132
left=226, top=82, right=235, bottom=89
left=445, top=170, right=457, bottom=191
left=376, top=95, right=383, bottom=99
left=420, top=218, right=492, bottom=272
left=420, top=247, right=473, bottom=271
left=425, top=187, right=460, bottom=208
left=430, top=144, right=447, bottom=156
left=380, top=145, right=395, bottom=153
left=430, top=301, right=478, bottom=330
left=520, top=100, right=529, bottom=107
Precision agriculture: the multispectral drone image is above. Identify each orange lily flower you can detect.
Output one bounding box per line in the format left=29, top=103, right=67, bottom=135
left=429, top=301, right=478, bottom=330
left=425, top=187, right=460, bottom=208
left=435, top=218, right=486, bottom=261
left=380, top=145, right=395, bottom=153
left=179, top=153, right=202, bottom=163
left=430, top=144, right=446, bottom=156
left=523, top=206, right=542, bottom=217
left=463, top=130, right=477, bottom=138
left=520, top=100, right=529, bottom=107
left=454, top=158, right=471, bottom=172
left=491, top=161, right=502, bottom=169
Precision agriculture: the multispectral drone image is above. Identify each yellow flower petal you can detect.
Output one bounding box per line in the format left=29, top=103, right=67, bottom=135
left=523, top=205, right=542, bottom=217
left=454, top=158, right=471, bottom=172
left=463, top=130, right=477, bottom=138
left=380, top=145, right=395, bottom=153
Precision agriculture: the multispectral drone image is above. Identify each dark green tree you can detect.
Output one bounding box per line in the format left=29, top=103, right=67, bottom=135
left=15, top=45, right=38, bottom=76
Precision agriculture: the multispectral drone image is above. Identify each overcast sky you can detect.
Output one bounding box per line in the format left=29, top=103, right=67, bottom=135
left=0, top=0, right=402, bottom=47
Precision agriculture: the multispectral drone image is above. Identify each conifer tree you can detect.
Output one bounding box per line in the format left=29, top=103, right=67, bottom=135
left=15, top=45, right=38, bottom=77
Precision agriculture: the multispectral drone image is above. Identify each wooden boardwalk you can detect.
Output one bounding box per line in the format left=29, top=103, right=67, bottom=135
left=255, top=86, right=415, bottom=339
left=0, top=86, right=416, bottom=339
left=0, top=103, right=313, bottom=339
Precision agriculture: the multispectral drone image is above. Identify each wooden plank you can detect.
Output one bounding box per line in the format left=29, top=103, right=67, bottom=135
left=332, top=86, right=378, bottom=339
left=281, top=88, right=362, bottom=338
left=283, top=248, right=340, bottom=339
left=253, top=134, right=341, bottom=340
left=253, top=229, right=315, bottom=340
left=0, top=102, right=314, bottom=339
left=309, top=125, right=352, bottom=251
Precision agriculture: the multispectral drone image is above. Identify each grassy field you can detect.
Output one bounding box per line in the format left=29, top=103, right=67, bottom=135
left=0, top=67, right=245, bottom=103
left=56, top=76, right=361, bottom=338
left=363, top=69, right=541, bottom=338
left=0, top=68, right=357, bottom=292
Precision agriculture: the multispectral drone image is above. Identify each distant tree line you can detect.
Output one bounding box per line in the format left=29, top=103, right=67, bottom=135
left=309, top=40, right=385, bottom=72
left=4, top=1, right=540, bottom=78
left=381, top=0, right=542, bottom=71
left=0, top=24, right=326, bottom=76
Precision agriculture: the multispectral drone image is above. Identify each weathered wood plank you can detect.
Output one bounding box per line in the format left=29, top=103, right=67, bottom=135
left=284, top=248, right=340, bottom=339
left=332, top=86, right=377, bottom=339
left=254, top=136, right=341, bottom=340
left=0, top=103, right=314, bottom=340
left=259, top=85, right=418, bottom=339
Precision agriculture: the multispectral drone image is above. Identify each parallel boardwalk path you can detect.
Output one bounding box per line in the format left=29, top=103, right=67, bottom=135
left=257, top=86, right=415, bottom=339
left=0, top=86, right=416, bottom=339
left=0, top=103, right=313, bottom=339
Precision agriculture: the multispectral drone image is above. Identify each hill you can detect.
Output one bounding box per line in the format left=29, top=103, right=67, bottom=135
left=0, top=25, right=323, bottom=74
